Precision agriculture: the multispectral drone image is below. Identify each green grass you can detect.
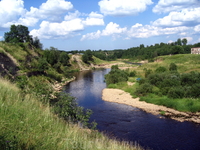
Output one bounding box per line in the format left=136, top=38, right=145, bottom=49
left=140, top=94, right=200, bottom=112
left=0, top=78, right=142, bottom=150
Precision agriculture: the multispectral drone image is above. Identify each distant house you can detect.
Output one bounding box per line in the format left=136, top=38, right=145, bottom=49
left=191, top=47, right=200, bottom=54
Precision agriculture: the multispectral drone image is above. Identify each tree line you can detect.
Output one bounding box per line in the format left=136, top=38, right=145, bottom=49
left=89, top=38, right=200, bottom=61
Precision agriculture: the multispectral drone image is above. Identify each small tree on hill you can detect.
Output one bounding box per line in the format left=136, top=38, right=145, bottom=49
left=4, top=25, right=31, bottom=43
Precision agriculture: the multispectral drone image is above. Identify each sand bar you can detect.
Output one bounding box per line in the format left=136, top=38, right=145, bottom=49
left=102, top=88, right=200, bottom=124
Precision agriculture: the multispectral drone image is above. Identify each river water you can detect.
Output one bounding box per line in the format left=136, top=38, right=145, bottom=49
left=64, top=69, right=200, bottom=150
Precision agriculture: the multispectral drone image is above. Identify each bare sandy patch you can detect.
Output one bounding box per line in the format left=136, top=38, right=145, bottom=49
left=102, top=88, right=200, bottom=124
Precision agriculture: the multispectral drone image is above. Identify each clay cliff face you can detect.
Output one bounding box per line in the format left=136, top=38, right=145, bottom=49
left=0, top=52, right=19, bottom=77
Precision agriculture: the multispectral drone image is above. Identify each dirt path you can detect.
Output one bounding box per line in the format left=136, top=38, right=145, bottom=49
left=102, top=88, right=200, bottom=124
left=71, top=55, right=89, bottom=71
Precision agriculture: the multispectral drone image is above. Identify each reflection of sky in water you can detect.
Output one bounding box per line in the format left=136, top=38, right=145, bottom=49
left=65, top=69, right=200, bottom=150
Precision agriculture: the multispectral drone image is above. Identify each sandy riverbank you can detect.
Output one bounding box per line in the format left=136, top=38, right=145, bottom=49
left=102, top=88, right=200, bottom=124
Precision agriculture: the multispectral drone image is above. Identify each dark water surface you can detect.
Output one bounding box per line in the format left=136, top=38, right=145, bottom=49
left=65, top=69, right=200, bottom=150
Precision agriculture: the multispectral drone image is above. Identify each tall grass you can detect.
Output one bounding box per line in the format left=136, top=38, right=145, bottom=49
left=0, top=78, right=141, bottom=150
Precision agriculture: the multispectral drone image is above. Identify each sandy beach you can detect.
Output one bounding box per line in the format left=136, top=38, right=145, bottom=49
left=102, top=88, right=200, bottom=124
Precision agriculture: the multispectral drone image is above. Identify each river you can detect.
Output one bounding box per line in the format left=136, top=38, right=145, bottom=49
left=64, top=68, right=200, bottom=150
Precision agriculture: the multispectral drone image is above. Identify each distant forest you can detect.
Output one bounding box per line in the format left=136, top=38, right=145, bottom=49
left=68, top=38, right=200, bottom=62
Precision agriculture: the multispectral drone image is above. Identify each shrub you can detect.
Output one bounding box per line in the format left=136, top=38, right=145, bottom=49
left=135, top=83, right=153, bottom=96
left=143, top=68, right=153, bottom=78
left=167, top=87, right=184, bottom=99
left=52, top=93, right=93, bottom=127
left=155, top=66, right=167, bottom=73
left=129, top=70, right=137, bottom=77
left=105, top=65, right=128, bottom=85
left=169, top=63, right=177, bottom=71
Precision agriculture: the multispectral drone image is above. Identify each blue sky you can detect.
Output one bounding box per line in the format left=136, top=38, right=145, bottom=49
left=0, top=0, right=200, bottom=51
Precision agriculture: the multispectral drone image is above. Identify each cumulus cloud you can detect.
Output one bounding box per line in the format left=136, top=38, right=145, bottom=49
left=31, top=10, right=105, bottom=39
left=98, top=0, right=153, bottom=16
left=64, top=10, right=81, bottom=21
left=153, top=0, right=199, bottom=13
left=81, top=22, right=127, bottom=41
left=0, top=36, right=3, bottom=40
left=0, top=0, right=26, bottom=28
left=81, top=21, right=192, bottom=41
left=127, top=24, right=190, bottom=38
left=25, top=0, right=73, bottom=22
left=83, top=12, right=104, bottom=26
left=81, top=30, right=102, bottom=41
left=101, top=22, right=127, bottom=36
left=194, top=24, right=200, bottom=32
left=30, top=19, right=84, bottom=39
left=152, top=8, right=200, bottom=27
left=0, top=0, right=73, bottom=28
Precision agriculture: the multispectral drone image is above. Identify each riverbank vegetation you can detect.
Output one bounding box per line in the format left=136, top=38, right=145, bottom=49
left=104, top=54, right=200, bottom=113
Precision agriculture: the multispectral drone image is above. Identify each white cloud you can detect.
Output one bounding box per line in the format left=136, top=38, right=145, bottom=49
left=168, top=40, right=174, bottom=44
left=152, top=8, right=200, bottom=27
left=0, top=36, right=3, bottom=40
left=25, top=0, right=73, bottom=22
left=127, top=24, right=190, bottom=38
left=81, top=22, right=127, bottom=41
left=194, top=24, right=200, bottom=32
left=83, top=12, right=104, bottom=26
left=153, top=0, right=199, bottom=13
left=81, top=30, right=102, bottom=41
left=65, top=10, right=81, bottom=21
left=102, top=22, right=127, bottom=36
left=81, top=21, right=192, bottom=41
left=39, top=0, right=73, bottom=15
left=0, top=0, right=73, bottom=28
left=0, top=0, right=26, bottom=28
left=182, top=37, right=193, bottom=43
left=31, top=10, right=106, bottom=39
left=30, top=19, right=84, bottom=39
left=98, top=0, right=153, bottom=16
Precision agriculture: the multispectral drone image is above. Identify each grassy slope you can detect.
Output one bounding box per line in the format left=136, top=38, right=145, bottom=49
left=108, top=54, right=200, bottom=113
left=0, top=78, right=141, bottom=150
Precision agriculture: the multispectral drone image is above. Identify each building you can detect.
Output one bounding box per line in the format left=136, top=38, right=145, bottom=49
left=191, top=47, right=200, bottom=54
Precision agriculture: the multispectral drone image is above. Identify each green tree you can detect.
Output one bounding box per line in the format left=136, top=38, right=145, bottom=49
left=59, top=52, right=70, bottom=66
left=32, top=36, right=43, bottom=49
left=181, top=38, right=187, bottom=45
left=4, top=25, right=31, bottom=43
left=82, top=50, right=93, bottom=63
left=177, top=38, right=182, bottom=46
left=171, top=45, right=184, bottom=54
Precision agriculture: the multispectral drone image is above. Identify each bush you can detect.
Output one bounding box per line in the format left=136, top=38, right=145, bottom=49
left=135, top=83, right=153, bottom=96
left=167, top=87, right=185, bottom=99
left=144, top=68, right=152, bottom=78
left=52, top=93, right=93, bottom=127
left=129, top=70, right=136, bottom=77
left=155, top=66, right=167, bottom=73
left=169, top=63, right=177, bottom=71
left=105, top=65, right=128, bottom=85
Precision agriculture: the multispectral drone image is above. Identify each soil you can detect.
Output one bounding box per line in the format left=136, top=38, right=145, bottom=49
left=0, top=52, right=19, bottom=78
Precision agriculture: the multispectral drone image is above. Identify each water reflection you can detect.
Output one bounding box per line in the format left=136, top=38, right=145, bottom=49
left=65, top=69, right=200, bottom=150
